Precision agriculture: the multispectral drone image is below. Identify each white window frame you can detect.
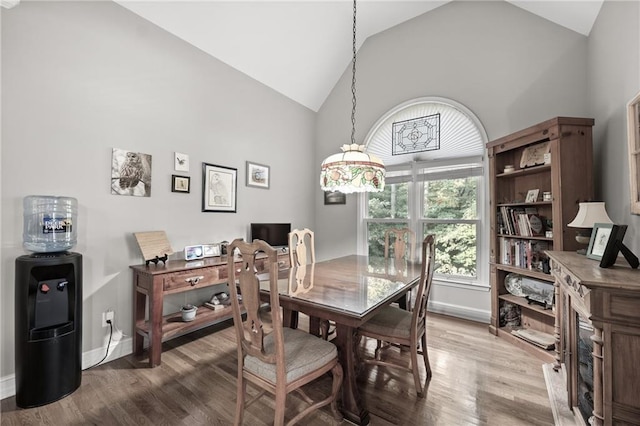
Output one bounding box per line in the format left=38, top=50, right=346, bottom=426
left=356, top=97, right=489, bottom=289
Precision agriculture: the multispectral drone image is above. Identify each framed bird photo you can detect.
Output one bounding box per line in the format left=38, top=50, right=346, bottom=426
left=202, top=163, right=237, bottom=213
left=111, top=148, right=152, bottom=197
left=174, top=152, right=189, bottom=172
left=171, top=175, right=190, bottom=193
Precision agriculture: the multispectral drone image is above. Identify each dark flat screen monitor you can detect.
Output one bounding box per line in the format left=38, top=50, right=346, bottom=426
left=250, top=223, right=291, bottom=248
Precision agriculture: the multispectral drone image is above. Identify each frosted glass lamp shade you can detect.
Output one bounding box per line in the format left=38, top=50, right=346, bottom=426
left=320, top=144, right=385, bottom=194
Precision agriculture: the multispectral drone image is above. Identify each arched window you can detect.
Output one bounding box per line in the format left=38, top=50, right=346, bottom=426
left=358, top=97, right=488, bottom=285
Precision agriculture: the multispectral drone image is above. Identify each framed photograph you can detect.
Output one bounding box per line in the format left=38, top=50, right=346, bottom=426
left=175, top=152, right=189, bottom=172
left=202, top=163, right=237, bottom=213
left=246, top=161, right=270, bottom=189
left=184, top=245, right=204, bottom=261
left=324, top=191, right=346, bottom=205
left=171, top=175, right=190, bottom=193
left=111, top=148, right=152, bottom=197
left=525, top=189, right=539, bottom=203
left=599, top=224, right=629, bottom=267
left=202, top=243, right=220, bottom=257
left=586, top=223, right=614, bottom=260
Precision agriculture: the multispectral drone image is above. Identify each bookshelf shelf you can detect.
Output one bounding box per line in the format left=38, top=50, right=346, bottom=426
left=487, top=117, right=594, bottom=361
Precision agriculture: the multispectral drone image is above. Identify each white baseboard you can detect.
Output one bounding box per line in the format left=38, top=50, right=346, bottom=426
left=428, top=300, right=491, bottom=324
left=0, top=335, right=134, bottom=401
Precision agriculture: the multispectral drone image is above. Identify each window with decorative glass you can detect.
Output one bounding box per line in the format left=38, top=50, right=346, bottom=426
left=359, top=97, right=487, bottom=286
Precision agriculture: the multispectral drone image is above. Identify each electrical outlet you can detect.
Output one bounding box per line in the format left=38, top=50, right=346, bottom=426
left=102, top=310, right=114, bottom=327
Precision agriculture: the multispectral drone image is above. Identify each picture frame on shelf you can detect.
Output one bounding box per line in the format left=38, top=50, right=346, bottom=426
left=202, top=243, right=220, bottom=257
left=171, top=175, right=190, bottom=193
left=586, top=223, right=614, bottom=260
left=525, top=189, right=539, bottom=203
left=184, top=245, right=204, bottom=261
left=520, top=141, right=551, bottom=168
left=246, top=161, right=270, bottom=189
left=598, top=224, right=635, bottom=268
left=202, top=163, right=237, bottom=213
left=324, top=191, right=346, bottom=205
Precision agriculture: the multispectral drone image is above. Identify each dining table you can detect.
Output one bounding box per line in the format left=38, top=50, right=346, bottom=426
left=259, top=254, right=423, bottom=426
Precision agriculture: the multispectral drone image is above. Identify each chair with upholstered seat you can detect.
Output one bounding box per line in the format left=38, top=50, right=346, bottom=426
left=288, top=228, right=333, bottom=339
left=288, top=228, right=316, bottom=266
left=357, top=234, right=436, bottom=398
left=384, top=227, right=416, bottom=261
left=384, top=227, right=416, bottom=310
left=227, top=238, right=343, bottom=426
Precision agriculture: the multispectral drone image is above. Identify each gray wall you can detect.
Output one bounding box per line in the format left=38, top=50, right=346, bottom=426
left=1, top=1, right=316, bottom=384
left=588, top=0, right=640, bottom=254
left=316, top=1, right=590, bottom=261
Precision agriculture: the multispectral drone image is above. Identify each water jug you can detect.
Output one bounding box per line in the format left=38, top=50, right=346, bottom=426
left=23, top=195, right=78, bottom=253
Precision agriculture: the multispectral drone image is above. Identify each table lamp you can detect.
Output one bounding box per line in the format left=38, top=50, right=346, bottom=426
left=567, top=202, right=613, bottom=254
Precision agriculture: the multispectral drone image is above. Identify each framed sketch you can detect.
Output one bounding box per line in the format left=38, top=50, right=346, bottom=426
left=586, top=223, right=614, bottom=260
left=184, top=245, right=204, bottom=261
left=246, top=161, right=270, bottom=189
left=202, top=243, right=220, bottom=257
left=202, top=163, right=237, bottom=212
left=171, top=175, right=190, bottom=193
left=525, top=189, right=539, bottom=203
left=520, top=142, right=551, bottom=168
left=324, top=191, right=346, bottom=205
left=627, top=90, right=640, bottom=214
left=175, top=152, right=189, bottom=172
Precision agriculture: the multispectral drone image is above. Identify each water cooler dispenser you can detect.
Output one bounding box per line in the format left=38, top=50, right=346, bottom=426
left=15, top=196, right=82, bottom=408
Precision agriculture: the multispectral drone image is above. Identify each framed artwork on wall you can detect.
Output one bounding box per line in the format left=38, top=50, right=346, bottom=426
left=627, top=90, right=640, bottom=215
left=246, top=161, right=270, bottom=189
left=202, top=163, right=237, bottom=212
left=171, top=175, right=190, bottom=193
left=324, top=191, right=346, bottom=205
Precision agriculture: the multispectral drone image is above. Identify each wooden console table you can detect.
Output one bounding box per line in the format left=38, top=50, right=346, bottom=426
left=547, top=251, right=640, bottom=426
left=131, top=252, right=290, bottom=367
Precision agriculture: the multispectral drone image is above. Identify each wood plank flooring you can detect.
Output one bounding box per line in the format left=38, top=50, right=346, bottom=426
left=1, top=313, right=554, bottom=425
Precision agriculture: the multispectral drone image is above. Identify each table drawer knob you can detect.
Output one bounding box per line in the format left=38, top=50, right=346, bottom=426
left=185, top=276, right=205, bottom=285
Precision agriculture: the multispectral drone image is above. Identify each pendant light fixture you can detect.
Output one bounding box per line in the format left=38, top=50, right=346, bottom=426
left=320, top=0, right=385, bottom=194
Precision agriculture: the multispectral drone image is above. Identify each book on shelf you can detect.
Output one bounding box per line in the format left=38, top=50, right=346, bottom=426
left=499, top=238, right=549, bottom=271
left=498, top=206, right=545, bottom=237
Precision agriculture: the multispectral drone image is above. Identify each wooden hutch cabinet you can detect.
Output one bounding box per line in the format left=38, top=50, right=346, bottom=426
left=486, top=117, right=594, bottom=362
left=547, top=251, right=640, bottom=426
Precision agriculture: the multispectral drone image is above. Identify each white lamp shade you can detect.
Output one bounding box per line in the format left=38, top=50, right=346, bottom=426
left=567, top=202, right=613, bottom=228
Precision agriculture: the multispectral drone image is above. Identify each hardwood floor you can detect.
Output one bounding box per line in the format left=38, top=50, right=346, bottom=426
left=1, top=313, right=554, bottom=425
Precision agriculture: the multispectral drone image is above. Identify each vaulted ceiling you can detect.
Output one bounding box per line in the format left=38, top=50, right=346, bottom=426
left=116, top=1, right=604, bottom=112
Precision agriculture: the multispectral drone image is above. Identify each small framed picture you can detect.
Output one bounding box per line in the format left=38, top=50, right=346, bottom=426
left=525, top=189, right=539, bottom=203
left=324, top=191, right=346, bottom=205
left=184, top=245, right=204, bottom=261
left=586, top=223, right=614, bottom=260
left=246, top=161, right=270, bottom=189
left=171, top=175, right=190, bottom=193
left=202, top=243, right=221, bottom=257
left=175, top=152, right=189, bottom=172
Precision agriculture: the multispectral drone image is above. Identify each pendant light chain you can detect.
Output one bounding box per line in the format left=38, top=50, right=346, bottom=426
left=351, top=0, right=357, bottom=146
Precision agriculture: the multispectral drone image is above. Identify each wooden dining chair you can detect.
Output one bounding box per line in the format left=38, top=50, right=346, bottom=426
left=227, top=238, right=343, bottom=426
left=384, top=227, right=416, bottom=310
left=289, top=228, right=334, bottom=340
left=384, top=227, right=416, bottom=261
left=357, top=234, right=436, bottom=398
left=288, top=228, right=316, bottom=266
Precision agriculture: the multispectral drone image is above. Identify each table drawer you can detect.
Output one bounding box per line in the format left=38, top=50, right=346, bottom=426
left=163, top=267, right=223, bottom=292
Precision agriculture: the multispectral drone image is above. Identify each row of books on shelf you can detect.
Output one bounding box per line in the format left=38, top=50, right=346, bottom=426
left=499, top=237, right=549, bottom=270
left=498, top=206, right=545, bottom=237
